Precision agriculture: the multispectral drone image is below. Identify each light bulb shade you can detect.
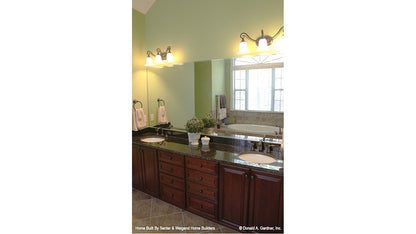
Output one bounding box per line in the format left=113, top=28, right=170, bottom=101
left=145, top=56, right=154, bottom=66
left=155, top=54, right=163, bottom=64
left=256, top=38, right=270, bottom=53
left=238, top=41, right=250, bottom=54
left=166, top=52, right=174, bottom=63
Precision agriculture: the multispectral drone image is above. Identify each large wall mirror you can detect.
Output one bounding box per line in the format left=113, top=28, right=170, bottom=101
left=145, top=53, right=284, bottom=140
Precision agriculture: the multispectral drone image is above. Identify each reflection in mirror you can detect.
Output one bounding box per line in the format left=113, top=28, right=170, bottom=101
left=147, top=53, right=283, bottom=140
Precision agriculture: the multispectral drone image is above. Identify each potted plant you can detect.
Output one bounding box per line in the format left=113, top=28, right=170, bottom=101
left=185, top=116, right=204, bottom=145
left=202, top=113, right=216, bottom=134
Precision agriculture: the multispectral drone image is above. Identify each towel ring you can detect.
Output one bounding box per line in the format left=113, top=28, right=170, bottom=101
left=157, top=98, right=165, bottom=107
left=133, top=100, right=143, bottom=110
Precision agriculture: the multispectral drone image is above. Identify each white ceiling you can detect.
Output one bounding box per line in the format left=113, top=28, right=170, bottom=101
left=132, top=0, right=156, bottom=14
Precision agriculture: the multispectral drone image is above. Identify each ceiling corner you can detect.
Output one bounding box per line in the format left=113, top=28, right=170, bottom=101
left=132, top=0, right=156, bottom=15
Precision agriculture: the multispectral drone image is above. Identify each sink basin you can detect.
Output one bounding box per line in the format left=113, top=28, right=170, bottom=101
left=141, top=137, right=165, bottom=143
left=238, top=152, right=277, bottom=164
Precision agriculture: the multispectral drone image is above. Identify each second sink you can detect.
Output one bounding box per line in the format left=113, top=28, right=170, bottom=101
left=238, top=152, right=277, bottom=164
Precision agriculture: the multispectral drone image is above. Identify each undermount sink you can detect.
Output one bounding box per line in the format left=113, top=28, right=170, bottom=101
left=140, top=137, right=165, bottom=143
left=238, top=152, right=277, bottom=164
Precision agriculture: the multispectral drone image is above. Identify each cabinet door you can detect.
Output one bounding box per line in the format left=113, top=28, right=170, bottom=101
left=219, top=164, right=250, bottom=229
left=248, top=170, right=283, bottom=232
left=132, top=145, right=143, bottom=189
left=142, top=147, right=159, bottom=198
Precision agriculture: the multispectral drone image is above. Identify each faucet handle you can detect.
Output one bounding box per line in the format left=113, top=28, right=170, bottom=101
left=247, top=142, right=256, bottom=151
left=266, top=143, right=279, bottom=153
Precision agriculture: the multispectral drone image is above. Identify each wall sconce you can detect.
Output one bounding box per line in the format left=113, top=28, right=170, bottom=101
left=145, top=46, right=175, bottom=67
left=238, top=26, right=284, bottom=56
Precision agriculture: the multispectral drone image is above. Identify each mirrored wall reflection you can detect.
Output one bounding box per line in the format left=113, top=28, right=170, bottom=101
left=146, top=54, right=284, bottom=139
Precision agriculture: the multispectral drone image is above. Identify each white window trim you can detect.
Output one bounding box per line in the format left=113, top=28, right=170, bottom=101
left=231, top=59, right=284, bottom=113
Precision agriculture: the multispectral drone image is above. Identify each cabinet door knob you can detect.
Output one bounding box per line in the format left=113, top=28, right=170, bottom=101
left=199, top=164, right=203, bottom=168
left=199, top=205, right=203, bottom=208
left=169, top=156, right=172, bottom=160
left=244, top=174, right=248, bottom=178
left=199, top=177, right=203, bottom=181
left=199, top=190, right=203, bottom=193
left=251, top=175, right=255, bottom=180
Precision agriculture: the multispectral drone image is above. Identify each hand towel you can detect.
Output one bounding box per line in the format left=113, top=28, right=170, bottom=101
left=137, top=108, right=146, bottom=128
left=133, top=108, right=146, bottom=131
left=133, top=109, right=138, bottom=131
left=216, top=95, right=227, bottom=120
left=220, top=95, right=226, bottom=108
left=158, top=106, right=168, bottom=124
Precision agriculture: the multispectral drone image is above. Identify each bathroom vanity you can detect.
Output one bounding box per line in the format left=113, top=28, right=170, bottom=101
left=132, top=128, right=283, bottom=233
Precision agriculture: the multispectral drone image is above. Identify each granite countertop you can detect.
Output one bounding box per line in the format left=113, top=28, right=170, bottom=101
left=133, top=134, right=284, bottom=175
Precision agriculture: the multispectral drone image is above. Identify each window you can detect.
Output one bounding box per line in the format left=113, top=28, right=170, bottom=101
left=232, top=54, right=284, bottom=112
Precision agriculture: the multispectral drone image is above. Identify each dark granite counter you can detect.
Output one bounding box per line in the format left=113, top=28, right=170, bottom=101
left=133, top=134, right=284, bottom=176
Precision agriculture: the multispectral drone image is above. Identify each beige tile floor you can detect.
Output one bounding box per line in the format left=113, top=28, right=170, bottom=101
left=132, top=188, right=239, bottom=233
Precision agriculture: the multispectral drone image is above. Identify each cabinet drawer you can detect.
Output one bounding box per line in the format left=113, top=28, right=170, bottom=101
left=159, top=151, right=184, bottom=167
left=160, top=173, right=185, bottom=191
left=186, top=157, right=218, bottom=175
left=187, top=181, right=217, bottom=202
left=187, top=194, right=217, bottom=219
left=160, top=184, right=185, bottom=209
left=186, top=169, right=218, bottom=188
left=159, top=161, right=185, bottom=178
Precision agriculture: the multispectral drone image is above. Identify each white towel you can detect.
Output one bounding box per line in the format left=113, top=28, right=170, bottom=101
left=133, top=108, right=146, bottom=131
left=158, top=106, right=168, bottom=124
left=219, top=108, right=227, bottom=120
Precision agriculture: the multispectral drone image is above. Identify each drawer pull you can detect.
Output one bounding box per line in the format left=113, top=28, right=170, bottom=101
left=199, top=164, right=203, bottom=168
left=199, top=205, right=203, bottom=209
left=199, top=190, right=203, bottom=193
left=199, top=177, right=203, bottom=181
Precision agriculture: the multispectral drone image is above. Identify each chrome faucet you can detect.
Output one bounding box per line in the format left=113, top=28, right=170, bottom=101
left=257, top=139, right=264, bottom=152
left=155, top=127, right=160, bottom=135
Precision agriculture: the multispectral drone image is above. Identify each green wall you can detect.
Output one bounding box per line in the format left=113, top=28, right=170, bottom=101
left=145, top=0, right=284, bottom=63
left=147, top=63, right=195, bottom=128
left=133, top=0, right=283, bottom=129
left=211, top=59, right=226, bottom=111
left=132, top=9, right=148, bottom=126
left=194, top=59, right=226, bottom=119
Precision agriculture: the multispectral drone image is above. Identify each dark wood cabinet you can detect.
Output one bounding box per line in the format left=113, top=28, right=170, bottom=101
left=142, top=147, right=159, bottom=197
left=186, top=157, right=219, bottom=220
left=158, top=150, right=186, bottom=208
left=219, top=165, right=284, bottom=233
left=249, top=170, right=283, bottom=232
left=132, top=145, right=159, bottom=198
left=219, top=164, right=250, bottom=229
left=132, top=144, right=143, bottom=189
left=133, top=143, right=283, bottom=232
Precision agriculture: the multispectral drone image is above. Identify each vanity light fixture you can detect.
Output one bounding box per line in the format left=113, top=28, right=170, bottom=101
left=238, top=26, right=284, bottom=56
left=145, top=46, right=175, bottom=67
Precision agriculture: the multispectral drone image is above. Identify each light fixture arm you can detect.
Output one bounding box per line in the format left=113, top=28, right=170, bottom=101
left=240, top=32, right=257, bottom=42
left=147, top=50, right=156, bottom=57
left=271, top=26, right=284, bottom=40
left=239, top=26, right=284, bottom=46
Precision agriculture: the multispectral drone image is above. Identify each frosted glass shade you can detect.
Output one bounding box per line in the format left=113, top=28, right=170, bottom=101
left=166, top=52, right=174, bottom=63
left=256, top=38, right=270, bottom=53
left=238, top=41, right=250, bottom=54
left=155, top=54, right=163, bottom=64
left=145, top=56, right=153, bottom=66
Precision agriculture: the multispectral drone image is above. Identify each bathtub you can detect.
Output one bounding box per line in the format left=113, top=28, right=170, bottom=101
left=227, top=124, right=280, bottom=136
